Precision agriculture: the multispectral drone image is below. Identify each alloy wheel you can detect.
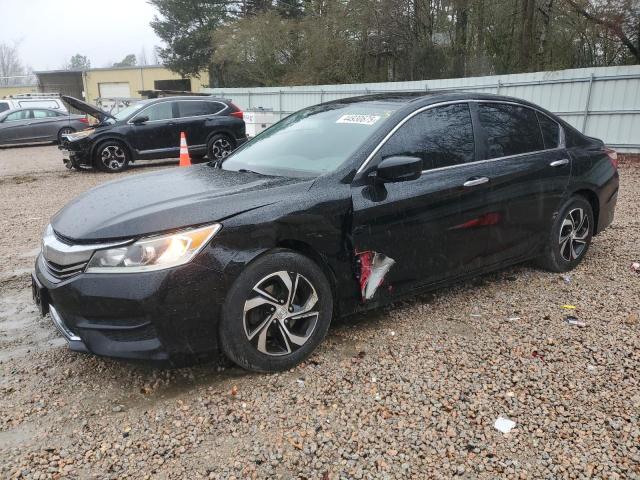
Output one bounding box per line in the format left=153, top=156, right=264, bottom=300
left=100, top=145, right=126, bottom=171
left=243, top=271, right=319, bottom=356
left=210, top=138, right=232, bottom=160
left=559, top=207, right=590, bottom=261
left=59, top=127, right=74, bottom=137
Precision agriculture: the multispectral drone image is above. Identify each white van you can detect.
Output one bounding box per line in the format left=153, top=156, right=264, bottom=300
left=0, top=94, right=68, bottom=114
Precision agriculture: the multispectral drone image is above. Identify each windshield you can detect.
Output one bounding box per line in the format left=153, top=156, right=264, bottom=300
left=108, top=103, right=146, bottom=123
left=221, top=102, right=400, bottom=177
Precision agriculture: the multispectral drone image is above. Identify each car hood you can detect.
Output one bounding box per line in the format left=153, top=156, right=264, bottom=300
left=61, top=95, right=115, bottom=122
left=52, top=165, right=313, bottom=241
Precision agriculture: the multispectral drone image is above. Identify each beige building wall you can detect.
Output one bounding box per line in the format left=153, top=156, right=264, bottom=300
left=83, top=66, right=208, bottom=101
left=0, top=85, right=40, bottom=98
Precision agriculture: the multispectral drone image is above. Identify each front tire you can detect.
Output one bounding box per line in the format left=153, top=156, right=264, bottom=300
left=219, top=250, right=333, bottom=372
left=538, top=196, right=594, bottom=272
left=94, top=140, right=130, bottom=173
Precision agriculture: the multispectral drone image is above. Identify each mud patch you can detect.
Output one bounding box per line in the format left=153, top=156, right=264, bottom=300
left=0, top=287, right=63, bottom=362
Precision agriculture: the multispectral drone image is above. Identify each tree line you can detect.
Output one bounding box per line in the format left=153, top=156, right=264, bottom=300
left=150, top=0, right=640, bottom=88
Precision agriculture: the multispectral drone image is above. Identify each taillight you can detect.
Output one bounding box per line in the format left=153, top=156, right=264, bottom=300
left=79, top=116, right=89, bottom=124
left=229, top=102, right=243, bottom=120
left=605, top=147, right=618, bottom=170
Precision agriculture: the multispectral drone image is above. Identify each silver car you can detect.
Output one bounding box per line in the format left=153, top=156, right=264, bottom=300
left=0, top=108, right=89, bottom=146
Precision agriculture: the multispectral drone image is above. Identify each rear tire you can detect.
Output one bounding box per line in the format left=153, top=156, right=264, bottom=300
left=94, top=140, right=130, bottom=173
left=537, top=196, right=594, bottom=272
left=219, top=249, right=333, bottom=372
left=57, top=127, right=75, bottom=144
left=207, top=134, right=235, bottom=162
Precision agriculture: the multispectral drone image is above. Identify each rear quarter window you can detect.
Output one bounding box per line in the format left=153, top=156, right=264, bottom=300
left=0, top=102, right=9, bottom=113
left=537, top=112, right=560, bottom=149
left=177, top=100, right=225, bottom=117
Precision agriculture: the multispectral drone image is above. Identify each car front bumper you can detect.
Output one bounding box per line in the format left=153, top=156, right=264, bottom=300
left=59, top=141, right=92, bottom=168
left=33, top=253, right=227, bottom=364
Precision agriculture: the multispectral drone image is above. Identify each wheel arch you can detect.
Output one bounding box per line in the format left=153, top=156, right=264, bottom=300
left=226, top=241, right=340, bottom=316
left=275, top=240, right=338, bottom=301
left=572, top=189, right=600, bottom=234
left=57, top=125, right=76, bottom=136
left=206, top=130, right=237, bottom=147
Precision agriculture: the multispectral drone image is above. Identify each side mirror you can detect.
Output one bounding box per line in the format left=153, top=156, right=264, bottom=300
left=375, top=156, right=422, bottom=183
left=132, top=115, right=149, bottom=125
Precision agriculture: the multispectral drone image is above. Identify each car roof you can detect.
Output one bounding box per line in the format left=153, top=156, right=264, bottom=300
left=1, top=107, right=62, bottom=113
left=147, top=96, right=228, bottom=103
left=324, top=91, right=544, bottom=109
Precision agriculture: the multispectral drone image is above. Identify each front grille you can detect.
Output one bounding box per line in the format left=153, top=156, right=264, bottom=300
left=40, top=224, right=132, bottom=281
left=44, top=258, right=87, bottom=280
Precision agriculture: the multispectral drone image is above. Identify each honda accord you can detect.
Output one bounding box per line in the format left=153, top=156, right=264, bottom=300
left=33, top=92, right=619, bottom=372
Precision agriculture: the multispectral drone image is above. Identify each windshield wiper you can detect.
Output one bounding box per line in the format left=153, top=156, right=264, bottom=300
left=238, top=168, right=265, bottom=175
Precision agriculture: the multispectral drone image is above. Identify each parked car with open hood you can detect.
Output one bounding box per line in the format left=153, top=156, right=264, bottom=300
left=60, top=95, right=246, bottom=172
left=0, top=108, right=89, bottom=146
left=33, top=92, right=619, bottom=371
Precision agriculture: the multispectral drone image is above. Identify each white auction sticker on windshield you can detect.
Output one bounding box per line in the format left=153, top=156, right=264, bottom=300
left=336, top=114, right=381, bottom=126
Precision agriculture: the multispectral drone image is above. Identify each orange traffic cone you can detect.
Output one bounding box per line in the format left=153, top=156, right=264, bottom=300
left=179, top=132, right=191, bottom=167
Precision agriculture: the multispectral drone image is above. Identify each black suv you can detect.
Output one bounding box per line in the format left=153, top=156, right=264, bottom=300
left=60, top=95, right=247, bottom=172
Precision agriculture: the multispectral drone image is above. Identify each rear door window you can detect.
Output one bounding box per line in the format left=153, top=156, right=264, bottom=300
left=477, top=103, right=544, bottom=158
left=137, top=102, right=174, bottom=122
left=177, top=101, right=225, bottom=118
left=0, top=102, right=9, bottom=113
left=537, top=112, right=561, bottom=149
left=379, top=103, right=475, bottom=170
left=33, top=109, right=58, bottom=118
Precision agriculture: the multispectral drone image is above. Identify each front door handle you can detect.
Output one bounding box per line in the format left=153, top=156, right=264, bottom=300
left=463, top=177, right=489, bottom=187
left=550, top=158, right=569, bottom=167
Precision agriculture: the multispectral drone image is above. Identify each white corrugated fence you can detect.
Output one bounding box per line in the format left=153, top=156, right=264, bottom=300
left=202, top=65, right=640, bottom=152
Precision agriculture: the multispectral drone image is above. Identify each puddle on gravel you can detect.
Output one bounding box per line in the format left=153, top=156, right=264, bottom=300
left=0, top=287, right=64, bottom=362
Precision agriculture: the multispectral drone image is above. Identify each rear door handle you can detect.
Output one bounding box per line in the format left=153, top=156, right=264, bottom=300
left=550, top=158, right=569, bottom=167
left=463, top=177, right=489, bottom=187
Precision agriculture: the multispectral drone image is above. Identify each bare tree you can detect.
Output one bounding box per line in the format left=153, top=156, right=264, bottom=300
left=138, top=47, right=149, bottom=66
left=0, top=41, right=26, bottom=86
left=564, top=0, right=640, bottom=62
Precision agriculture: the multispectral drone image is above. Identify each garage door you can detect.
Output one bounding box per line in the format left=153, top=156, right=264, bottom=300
left=98, top=82, right=131, bottom=98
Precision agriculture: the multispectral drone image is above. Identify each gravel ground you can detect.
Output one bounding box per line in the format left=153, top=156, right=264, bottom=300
left=0, top=144, right=638, bottom=479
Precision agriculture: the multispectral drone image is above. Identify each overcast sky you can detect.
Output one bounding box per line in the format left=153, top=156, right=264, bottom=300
left=0, top=0, right=164, bottom=71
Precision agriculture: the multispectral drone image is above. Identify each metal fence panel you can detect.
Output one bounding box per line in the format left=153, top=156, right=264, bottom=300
left=203, top=65, right=640, bottom=151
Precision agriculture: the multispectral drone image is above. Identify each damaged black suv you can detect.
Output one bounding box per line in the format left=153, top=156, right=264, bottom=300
left=60, top=95, right=246, bottom=172
left=33, top=92, right=619, bottom=372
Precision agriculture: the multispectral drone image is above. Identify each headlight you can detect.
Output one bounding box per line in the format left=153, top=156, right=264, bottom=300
left=67, top=128, right=95, bottom=141
left=85, top=223, right=221, bottom=273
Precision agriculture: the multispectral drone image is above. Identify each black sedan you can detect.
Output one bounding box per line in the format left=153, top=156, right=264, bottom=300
left=60, top=95, right=247, bottom=172
left=33, top=92, right=619, bottom=371
left=0, top=108, right=89, bottom=146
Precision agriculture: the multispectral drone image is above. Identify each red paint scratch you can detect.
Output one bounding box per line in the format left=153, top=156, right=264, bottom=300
left=451, top=212, right=502, bottom=230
